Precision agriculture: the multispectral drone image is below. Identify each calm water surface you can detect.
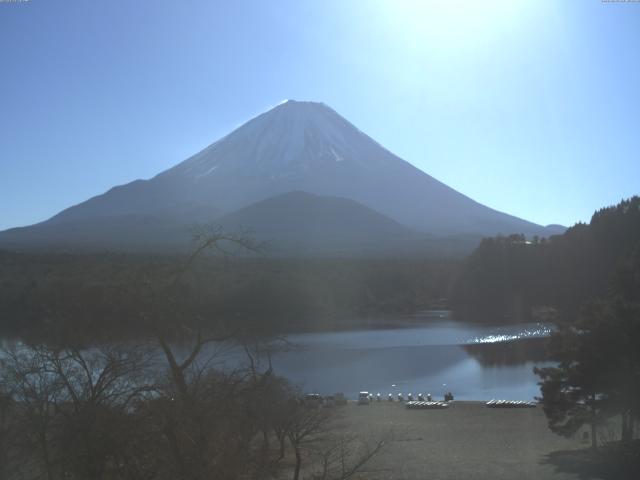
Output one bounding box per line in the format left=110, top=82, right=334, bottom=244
left=1, top=313, right=552, bottom=402
left=267, top=314, right=552, bottom=401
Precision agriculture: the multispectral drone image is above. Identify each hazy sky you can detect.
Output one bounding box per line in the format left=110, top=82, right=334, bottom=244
left=1, top=0, right=638, bottom=230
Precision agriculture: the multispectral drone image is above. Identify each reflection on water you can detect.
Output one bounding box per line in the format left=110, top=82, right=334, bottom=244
left=267, top=316, right=553, bottom=401
left=463, top=337, right=550, bottom=366
left=467, top=324, right=552, bottom=344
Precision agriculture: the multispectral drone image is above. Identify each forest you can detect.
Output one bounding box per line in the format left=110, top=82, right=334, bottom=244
left=0, top=248, right=457, bottom=343
left=451, top=196, right=640, bottom=324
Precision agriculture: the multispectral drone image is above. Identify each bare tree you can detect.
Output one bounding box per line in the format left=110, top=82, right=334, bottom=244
left=283, top=405, right=391, bottom=480
left=0, top=389, right=11, bottom=480
left=0, top=343, right=155, bottom=480
left=0, top=345, right=62, bottom=480
left=311, top=432, right=390, bottom=480
left=285, top=404, right=332, bottom=480
left=44, top=345, right=154, bottom=479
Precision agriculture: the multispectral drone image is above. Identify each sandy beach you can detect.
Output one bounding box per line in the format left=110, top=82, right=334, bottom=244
left=331, top=401, right=609, bottom=480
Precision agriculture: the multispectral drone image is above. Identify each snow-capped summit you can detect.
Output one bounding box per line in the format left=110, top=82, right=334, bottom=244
left=161, top=100, right=394, bottom=181
left=0, top=100, right=564, bottom=253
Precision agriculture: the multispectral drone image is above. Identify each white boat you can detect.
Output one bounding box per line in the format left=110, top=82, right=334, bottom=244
left=486, top=399, right=536, bottom=408
left=405, top=401, right=449, bottom=410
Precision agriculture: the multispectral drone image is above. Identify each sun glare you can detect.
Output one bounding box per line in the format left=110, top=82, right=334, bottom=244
left=375, top=0, right=533, bottom=53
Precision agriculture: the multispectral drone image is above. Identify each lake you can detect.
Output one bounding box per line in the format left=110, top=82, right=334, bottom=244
left=0, top=312, right=553, bottom=402
left=263, top=312, right=552, bottom=401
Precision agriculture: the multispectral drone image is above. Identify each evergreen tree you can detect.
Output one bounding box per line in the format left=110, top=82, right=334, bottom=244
left=535, top=295, right=640, bottom=447
left=534, top=301, right=610, bottom=449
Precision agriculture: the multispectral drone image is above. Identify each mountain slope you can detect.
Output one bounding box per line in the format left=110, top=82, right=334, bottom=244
left=0, top=100, right=563, bottom=253
left=0, top=214, right=189, bottom=253
left=0, top=192, right=425, bottom=255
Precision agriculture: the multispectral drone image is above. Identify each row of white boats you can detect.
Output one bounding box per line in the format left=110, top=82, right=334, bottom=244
left=485, top=399, right=536, bottom=408
left=358, top=392, right=439, bottom=404
left=405, top=401, right=450, bottom=410
left=405, top=399, right=536, bottom=410
left=357, top=392, right=536, bottom=409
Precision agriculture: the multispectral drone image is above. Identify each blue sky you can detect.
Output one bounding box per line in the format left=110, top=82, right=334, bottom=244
left=1, top=0, right=638, bottom=230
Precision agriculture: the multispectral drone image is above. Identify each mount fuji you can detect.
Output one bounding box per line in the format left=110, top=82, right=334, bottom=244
left=0, top=100, right=563, bottom=254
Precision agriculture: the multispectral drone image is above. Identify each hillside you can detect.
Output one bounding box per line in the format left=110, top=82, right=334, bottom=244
left=215, top=191, right=424, bottom=254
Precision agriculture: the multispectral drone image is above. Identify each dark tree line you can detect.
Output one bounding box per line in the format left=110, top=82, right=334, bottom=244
left=452, top=196, right=640, bottom=324
left=0, top=250, right=459, bottom=342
